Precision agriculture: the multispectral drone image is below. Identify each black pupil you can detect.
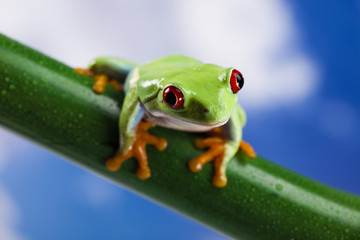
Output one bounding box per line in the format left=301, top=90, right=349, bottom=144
left=236, top=74, right=244, bottom=89
left=165, top=91, right=177, bottom=106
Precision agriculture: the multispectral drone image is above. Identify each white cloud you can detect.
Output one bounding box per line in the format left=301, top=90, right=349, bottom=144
left=0, top=0, right=318, bottom=110
left=174, top=0, right=318, bottom=109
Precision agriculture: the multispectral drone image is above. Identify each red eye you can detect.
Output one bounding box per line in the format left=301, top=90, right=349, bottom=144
left=163, top=86, right=184, bottom=108
left=230, top=69, right=244, bottom=93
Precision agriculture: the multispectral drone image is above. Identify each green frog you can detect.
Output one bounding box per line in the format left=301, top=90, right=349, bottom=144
left=76, top=55, right=255, bottom=187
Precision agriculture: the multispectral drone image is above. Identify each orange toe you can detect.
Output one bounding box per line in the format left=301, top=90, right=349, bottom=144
left=93, top=74, right=108, bottom=94
left=106, top=121, right=167, bottom=181
left=189, top=134, right=227, bottom=187
left=137, top=167, right=151, bottom=180
left=212, top=174, right=227, bottom=188
left=106, top=157, right=121, bottom=171
left=106, top=150, right=132, bottom=171
left=188, top=158, right=204, bottom=172
left=74, top=68, right=94, bottom=76
left=239, top=140, right=257, bottom=158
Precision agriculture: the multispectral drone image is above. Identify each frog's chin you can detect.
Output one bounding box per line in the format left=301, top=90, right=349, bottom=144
left=144, top=110, right=229, bottom=132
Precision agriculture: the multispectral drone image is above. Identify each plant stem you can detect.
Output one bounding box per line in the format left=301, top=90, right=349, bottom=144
left=0, top=33, right=359, bottom=240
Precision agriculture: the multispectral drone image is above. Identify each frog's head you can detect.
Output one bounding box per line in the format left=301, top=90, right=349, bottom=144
left=136, top=55, right=245, bottom=131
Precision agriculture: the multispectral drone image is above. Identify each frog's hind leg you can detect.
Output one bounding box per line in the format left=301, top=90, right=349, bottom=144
left=74, top=68, right=121, bottom=93
left=75, top=56, right=137, bottom=94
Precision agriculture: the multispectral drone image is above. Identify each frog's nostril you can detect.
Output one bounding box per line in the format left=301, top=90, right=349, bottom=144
left=203, top=108, right=209, bottom=113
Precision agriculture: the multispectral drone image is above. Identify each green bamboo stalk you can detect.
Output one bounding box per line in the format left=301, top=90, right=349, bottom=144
left=0, top=33, right=359, bottom=240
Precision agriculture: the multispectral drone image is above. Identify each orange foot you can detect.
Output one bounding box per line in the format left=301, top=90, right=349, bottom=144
left=188, top=127, right=256, bottom=188
left=239, top=140, right=257, bottom=158
left=189, top=136, right=227, bottom=187
left=106, top=121, right=167, bottom=179
left=74, top=68, right=123, bottom=93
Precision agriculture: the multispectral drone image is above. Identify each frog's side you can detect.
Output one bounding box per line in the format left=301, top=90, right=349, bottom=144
left=78, top=54, right=256, bottom=187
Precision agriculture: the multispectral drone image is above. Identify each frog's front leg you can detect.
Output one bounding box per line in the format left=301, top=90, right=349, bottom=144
left=106, top=87, right=167, bottom=179
left=188, top=129, right=239, bottom=187
left=107, top=121, right=167, bottom=179
left=188, top=106, right=256, bottom=187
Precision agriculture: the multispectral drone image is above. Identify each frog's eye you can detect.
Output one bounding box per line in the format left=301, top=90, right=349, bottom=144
left=163, top=86, right=184, bottom=108
left=230, top=69, right=244, bottom=93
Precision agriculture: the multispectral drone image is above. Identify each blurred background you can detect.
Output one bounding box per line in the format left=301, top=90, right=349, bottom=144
left=0, top=0, right=359, bottom=239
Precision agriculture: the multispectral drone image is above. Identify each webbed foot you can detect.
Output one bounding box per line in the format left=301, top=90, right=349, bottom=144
left=188, top=127, right=256, bottom=187
left=189, top=135, right=228, bottom=187
left=106, top=121, right=167, bottom=179
left=74, top=68, right=123, bottom=93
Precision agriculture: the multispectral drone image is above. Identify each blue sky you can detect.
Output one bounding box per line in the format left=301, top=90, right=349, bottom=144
left=0, top=0, right=359, bottom=239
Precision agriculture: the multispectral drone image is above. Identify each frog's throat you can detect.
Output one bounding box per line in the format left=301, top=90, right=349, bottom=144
left=144, top=110, right=230, bottom=132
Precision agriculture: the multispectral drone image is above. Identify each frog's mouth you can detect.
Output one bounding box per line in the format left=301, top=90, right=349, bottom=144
left=144, top=110, right=230, bottom=132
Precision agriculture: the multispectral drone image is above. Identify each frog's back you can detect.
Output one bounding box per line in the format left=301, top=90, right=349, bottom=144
left=125, top=54, right=203, bottom=94
left=136, top=55, right=202, bottom=83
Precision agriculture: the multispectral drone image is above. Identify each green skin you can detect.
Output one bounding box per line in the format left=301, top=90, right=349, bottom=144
left=89, top=54, right=246, bottom=176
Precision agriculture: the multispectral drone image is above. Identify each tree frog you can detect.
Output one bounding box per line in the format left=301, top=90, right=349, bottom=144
left=76, top=55, right=256, bottom=187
